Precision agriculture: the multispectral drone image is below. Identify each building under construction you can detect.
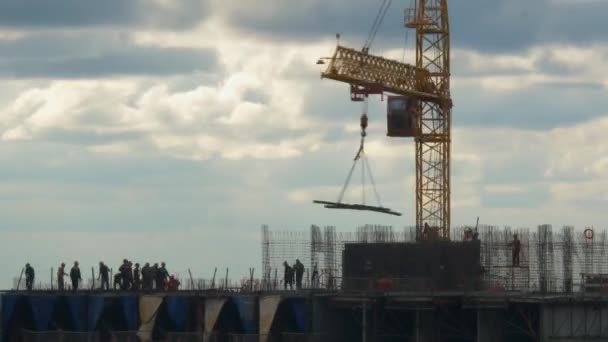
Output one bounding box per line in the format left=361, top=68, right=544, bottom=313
left=1, top=0, right=604, bottom=341
left=2, top=224, right=608, bottom=342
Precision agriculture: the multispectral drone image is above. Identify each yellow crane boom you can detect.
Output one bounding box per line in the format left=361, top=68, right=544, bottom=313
left=321, top=45, right=443, bottom=103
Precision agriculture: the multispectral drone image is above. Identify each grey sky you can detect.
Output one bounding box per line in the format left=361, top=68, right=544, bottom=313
left=0, top=0, right=206, bottom=29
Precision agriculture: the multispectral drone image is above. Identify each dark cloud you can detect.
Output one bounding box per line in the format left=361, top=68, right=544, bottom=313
left=226, top=0, right=608, bottom=52
left=481, top=185, right=551, bottom=209
left=0, top=0, right=207, bottom=29
left=453, top=81, right=608, bottom=130
left=0, top=33, right=218, bottom=78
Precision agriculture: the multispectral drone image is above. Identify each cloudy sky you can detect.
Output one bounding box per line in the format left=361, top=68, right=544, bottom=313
left=0, top=0, right=607, bottom=288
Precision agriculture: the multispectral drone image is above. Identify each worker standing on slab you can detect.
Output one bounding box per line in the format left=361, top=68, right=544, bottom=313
left=283, top=261, right=293, bottom=290
left=25, top=263, right=35, bottom=291
left=126, top=261, right=134, bottom=290
left=510, top=234, right=521, bottom=267
left=153, top=263, right=161, bottom=290
left=294, top=259, right=305, bottom=290
left=119, top=259, right=130, bottom=290
left=114, top=273, right=122, bottom=290
left=141, top=262, right=152, bottom=290
left=167, top=275, right=180, bottom=291
left=98, top=262, right=110, bottom=290
left=159, top=262, right=169, bottom=290
left=311, top=263, right=319, bottom=288
left=70, top=261, right=82, bottom=292
left=57, top=263, right=68, bottom=291
left=133, top=263, right=141, bottom=290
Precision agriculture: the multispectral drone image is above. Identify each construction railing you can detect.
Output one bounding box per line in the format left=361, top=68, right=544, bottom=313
left=21, top=329, right=100, bottom=342
left=280, top=333, right=329, bottom=342
left=165, top=332, right=218, bottom=342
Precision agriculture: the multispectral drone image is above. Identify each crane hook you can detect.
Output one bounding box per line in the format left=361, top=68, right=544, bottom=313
left=360, top=113, right=368, bottom=137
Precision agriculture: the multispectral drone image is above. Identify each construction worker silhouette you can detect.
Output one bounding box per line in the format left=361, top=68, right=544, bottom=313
left=283, top=261, right=294, bottom=290
left=57, top=263, right=68, bottom=291
left=510, top=234, right=521, bottom=267
left=98, top=262, right=110, bottom=290
left=294, top=259, right=305, bottom=290
left=25, top=263, right=35, bottom=291
left=70, top=261, right=82, bottom=292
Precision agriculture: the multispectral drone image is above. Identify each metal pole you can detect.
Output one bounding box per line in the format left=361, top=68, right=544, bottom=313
left=51, top=267, right=54, bottom=290
left=416, top=309, right=420, bottom=342
left=16, top=267, right=24, bottom=291
left=249, top=268, right=255, bottom=292
left=225, top=268, right=229, bottom=289
left=274, top=268, right=278, bottom=290
left=212, top=267, right=217, bottom=289
left=362, top=301, right=367, bottom=342
left=188, top=269, right=195, bottom=290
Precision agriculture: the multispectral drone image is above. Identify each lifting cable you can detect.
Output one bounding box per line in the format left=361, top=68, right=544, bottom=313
left=336, top=104, right=382, bottom=208
left=363, top=0, right=393, bottom=52
left=402, top=0, right=416, bottom=62
left=313, top=98, right=401, bottom=216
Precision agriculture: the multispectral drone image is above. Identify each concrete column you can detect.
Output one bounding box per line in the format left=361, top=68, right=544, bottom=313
left=415, top=310, right=436, bottom=342
left=362, top=301, right=367, bottom=342
left=477, top=308, right=505, bottom=342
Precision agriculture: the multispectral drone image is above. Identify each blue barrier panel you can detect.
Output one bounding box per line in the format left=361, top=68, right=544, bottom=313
left=67, top=296, right=88, bottom=331
left=29, top=296, right=57, bottom=330
left=88, top=296, right=106, bottom=331
left=121, top=296, right=138, bottom=331
left=165, top=296, right=189, bottom=332
left=233, top=297, right=257, bottom=334
left=291, top=300, right=306, bottom=333
left=2, top=295, right=20, bottom=342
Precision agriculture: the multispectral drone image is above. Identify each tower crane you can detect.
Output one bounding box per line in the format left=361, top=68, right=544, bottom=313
left=317, top=0, right=452, bottom=240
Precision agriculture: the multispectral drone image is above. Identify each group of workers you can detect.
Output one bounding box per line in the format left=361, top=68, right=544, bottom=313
left=23, top=234, right=525, bottom=292
left=23, top=260, right=180, bottom=292
left=103, top=260, right=180, bottom=291
left=25, top=261, right=82, bottom=292
left=283, top=259, right=308, bottom=290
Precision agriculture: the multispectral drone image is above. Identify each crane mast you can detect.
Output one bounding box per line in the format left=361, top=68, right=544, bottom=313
left=319, top=0, right=452, bottom=240
left=415, top=0, right=451, bottom=239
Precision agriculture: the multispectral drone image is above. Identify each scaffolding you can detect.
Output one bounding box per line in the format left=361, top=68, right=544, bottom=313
left=261, top=224, right=608, bottom=293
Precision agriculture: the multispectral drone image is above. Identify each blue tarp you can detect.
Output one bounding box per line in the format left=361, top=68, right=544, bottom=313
left=233, top=297, right=257, bottom=333
left=2, top=295, right=20, bottom=341
left=121, top=296, right=138, bottom=331
left=88, top=296, right=106, bottom=331
left=291, top=300, right=306, bottom=333
left=29, top=296, right=57, bottom=330
left=67, top=296, right=88, bottom=331
left=165, top=296, right=189, bottom=332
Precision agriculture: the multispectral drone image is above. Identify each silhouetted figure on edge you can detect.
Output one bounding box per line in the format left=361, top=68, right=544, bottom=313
left=57, top=263, right=68, bottom=291
left=158, top=262, right=169, bottom=290
left=70, top=261, right=82, bottom=292
left=283, top=261, right=294, bottom=290
left=25, top=263, right=35, bottom=291
left=142, top=263, right=152, bottom=290
left=509, top=234, right=521, bottom=267
left=133, top=263, right=141, bottom=290
left=98, top=262, right=110, bottom=290
left=294, top=259, right=305, bottom=290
